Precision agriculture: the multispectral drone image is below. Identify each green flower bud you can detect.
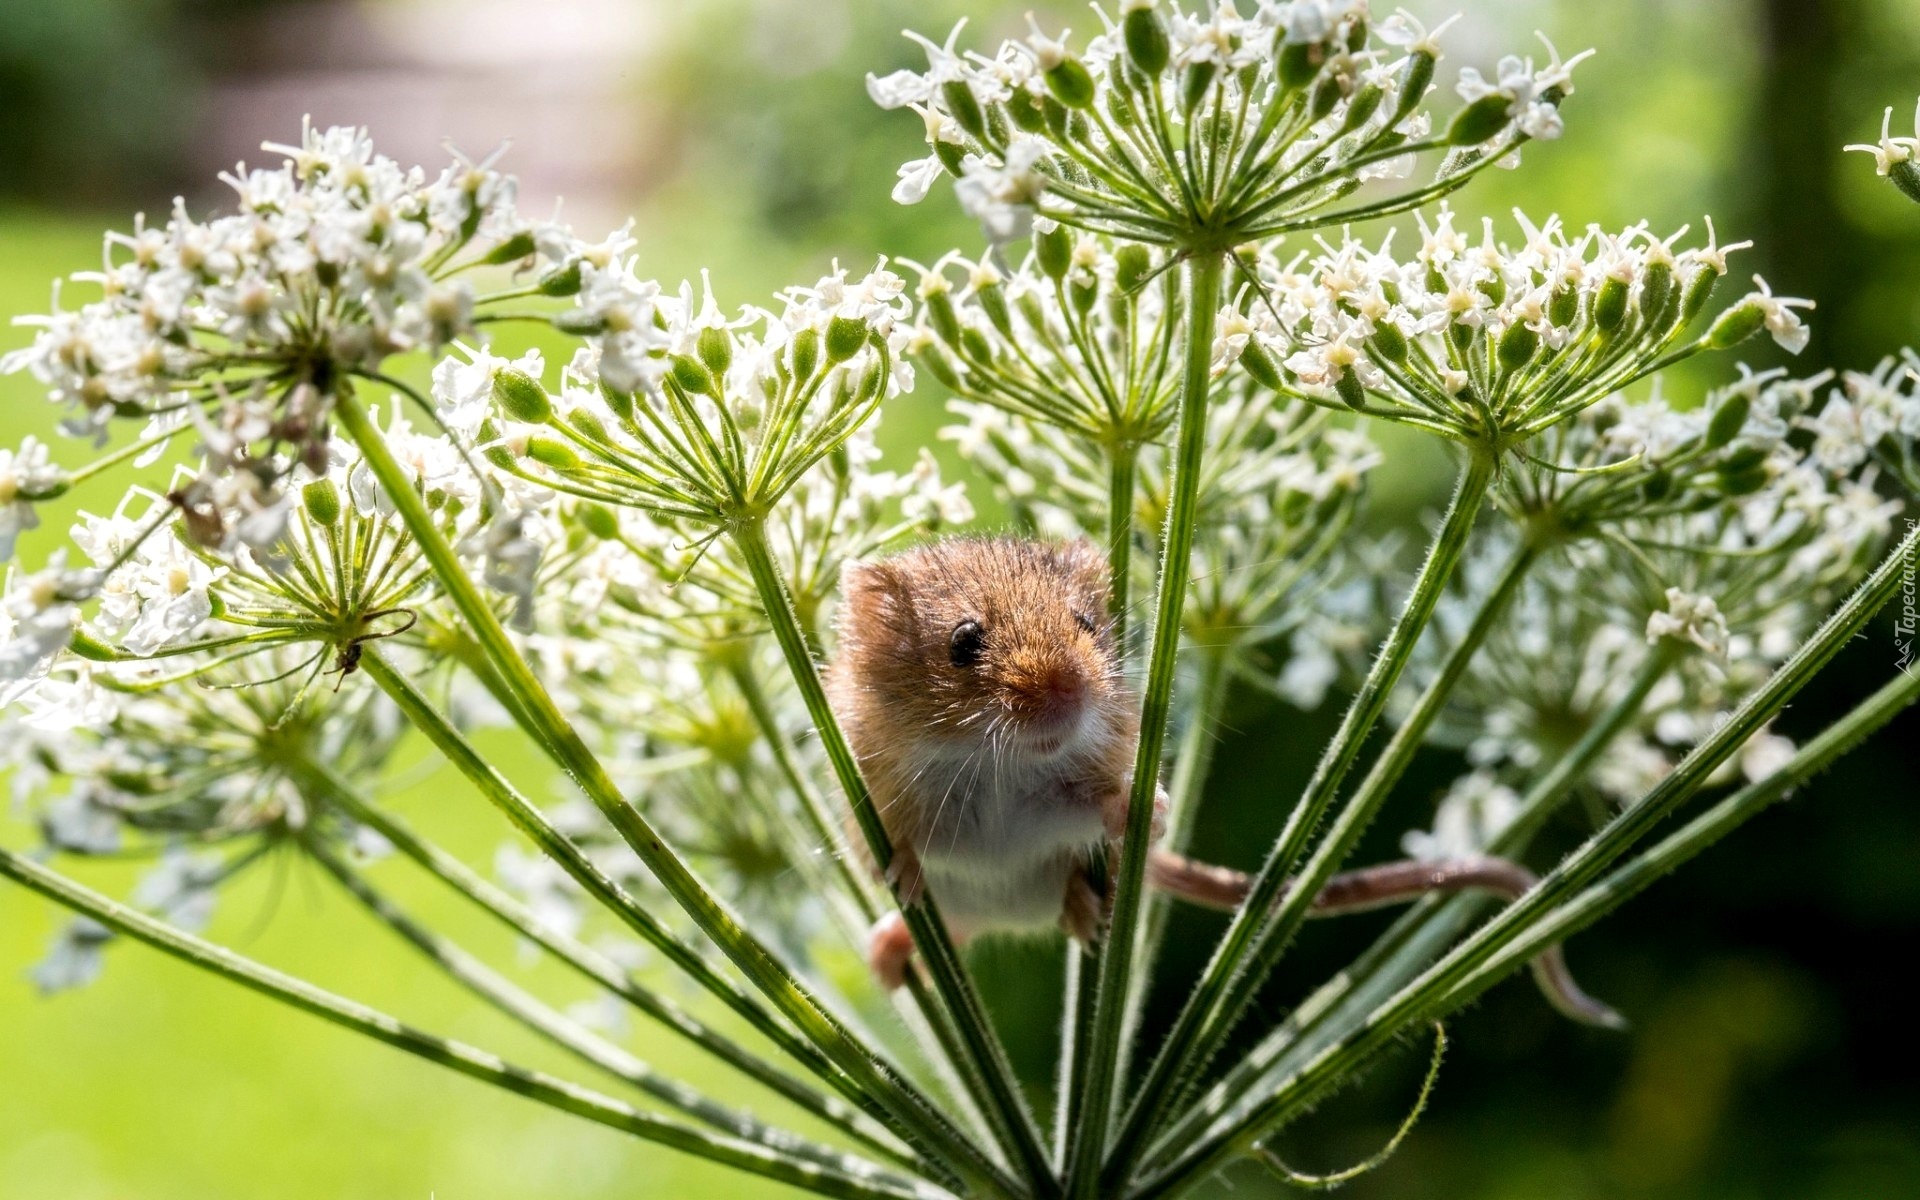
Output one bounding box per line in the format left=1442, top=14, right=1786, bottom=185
left=1720, top=444, right=1770, bottom=475
left=527, top=436, right=580, bottom=469
left=302, top=479, right=341, bottom=526
left=826, top=314, right=870, bottom=364
left=482, top=230, right=538, bottom=264
left=1239, top=340, right=1283, bottom=390
left=942, top=79, right=988, bottom=141
left=669, top=354, right=715, bottom=396
left=494, top=368, right=553, bottom=423
left=1679, top=267, right=1718, bottom=324
left=538, top=260, right=584, bottom=297
left=935, top=139, right=969, bottom=176
left=960, top=327, right=993, bottom=364
left=1070, top=278, right=1099, bottom=316
left=1705, top=392, right=1750, bottom=449
left=1017, top=291, right=1048, bottom=332
left=600, top=383, right=635, bottom=422
left=1707, top=301, right=1766, bottom=349
left=1548, top=284, right=1579, bottom=327
left=1345, top=15, right=1368, bottom=52
left=1447, top=94, right=1512, bottom=146
left=1335, top=369, right=1367, bottom=410
left=1047, top=57, right=1098, bottom=109
left=1392, top=51, right=1436, bottom=123
left=976, top=282, right=1014, bottom=339
left=1891, top=160, right=1920, bottom=206
left=1182, top=61, right=1217, bottom=113
left=697, top=325, right=733, bottom=376
left=1478, top=273, right=1507, bottom=307
left=1124, top=5, right=1171, bottom=75
left=1309, top=74, right=1343, bottom=121
left=1370, top=322, right=1409, bottom=364
left=577, top=502, right=620, bottom=540
left=550, top=308, right=606, bottom=336
left=918, top=343, right=962, bottom=390
left=1720, top=463, right=1770, bottom=496
left=1105, top=80, right=1138, bottom=128
left=783, top=326, right=817, bottom=382
left=1447, top=320, right=1476, bottom=354
left=1641, top=468, right=1673, bottom=503
left=1277, top=40, right=1322, bottom=91
left=1006, top=88, right=1048, bottom=133
left=1639, top=260, right=1676, bottom=327
left=1340, top=84, right=1384, bottom=133
left=1497, top=323, right=1539, bottom=370
left=1594, top=276, right=1630, bottom=333
left=1115, top=244, right=1154, bottom=293
left=567, top=407, right=609, bottom=443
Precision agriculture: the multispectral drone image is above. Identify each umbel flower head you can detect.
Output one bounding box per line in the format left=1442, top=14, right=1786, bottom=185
left=870, top=3, right=1591, bottom=247
left=0, top=123, right=540, bottom=463
left=1232, top=209, right=1801, bottom=446
left=464, top=265, right=913, bottom=529
left=1846, top=97, right=1920, bottom=205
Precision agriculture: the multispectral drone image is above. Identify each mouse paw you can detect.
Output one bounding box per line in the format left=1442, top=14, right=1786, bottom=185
left=1060, top=871, right=1104, bottom=943
left=1100, top=785, right=1169, bottom=843
left=884, top=849, right=925, bottom=907
left=866, top=912, right=916, bottom=991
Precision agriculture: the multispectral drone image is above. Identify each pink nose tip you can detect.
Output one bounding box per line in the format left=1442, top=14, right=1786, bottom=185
left=1038, top=667, right=1087, bottom=714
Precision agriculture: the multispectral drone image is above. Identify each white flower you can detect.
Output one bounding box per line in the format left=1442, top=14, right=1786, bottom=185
left=0, top=437, right=65, bottom=562
left=1646, top=587, right=1730, bottom=658
left=1743, top=276, right=1815, bottom=354
left=1844, top=99, right=1920, bottom=176
left=1, top=554, right=92, bottom=691
left=433, top=343, right=546, bottom=439
left=1403, top=771, right=1522, bottom=861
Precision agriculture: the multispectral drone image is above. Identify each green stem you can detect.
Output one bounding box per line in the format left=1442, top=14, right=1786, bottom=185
left=357, top=648, right=993, bottom=1194
left=730, top=516, right=1057, bottom=1199
left=1105, top=447, right=1496, bottom=1189
left=1115, top=641, right=1232, bottom=1087
left=0, top=849, right=937, bottom=1200
left=1066, top=249, right=1225, bottom=1200
left=1107, top=440, right=1141, bottom=645
left=1448, top=663, right=1920, bottom=1009
left=1136, top=519, right=1920, bottom=1197
left=333, top=391, right=1007, bottom=1195
left=297, top=755, right=907, bottom=1166
left=304, top=837, right=908, bottom=1181
left=1142, top=646, right=1671, bottom=1169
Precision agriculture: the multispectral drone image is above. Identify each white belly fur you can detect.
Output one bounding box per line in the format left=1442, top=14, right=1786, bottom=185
left=908, top=750, right=1106, bottom=933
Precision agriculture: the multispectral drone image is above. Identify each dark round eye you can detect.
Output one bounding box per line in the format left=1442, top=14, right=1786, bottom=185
left=1073, top=611, right=1098, bottom=636
left=948, top=619, right=986, bottom=668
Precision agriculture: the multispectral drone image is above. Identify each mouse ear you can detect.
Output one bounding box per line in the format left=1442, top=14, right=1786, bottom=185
left=1054, top=539, right=1113, bottom=609
left=838, top=559, right=911, bottom=637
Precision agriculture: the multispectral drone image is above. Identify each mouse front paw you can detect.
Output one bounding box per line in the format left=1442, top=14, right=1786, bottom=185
left=1100, top=784, right=1169, bottom=843
left=885, top=848, right=926, bottom=907
left=866, top=912, right=916, bottom=991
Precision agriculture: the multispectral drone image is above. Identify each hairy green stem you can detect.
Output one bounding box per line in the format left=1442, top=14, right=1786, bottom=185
left=730, top=515, right=1055, bottom=1199
left=1136, top=519, right=1920, bottom=1196
left=296, top=756, right=909, bottom=1166
left=0, top=848, right=940, bottom=1200
left=1105, top=447, right=1496, bottom=1187
left=334, top=391, right=1008, bottom=1195
left=304, top=837, right=905, bottom=1180
left=355, top=647, right=994, bottom=1194
left=1142, top=647, right=1672, bottom=1168
left=1066, top=249, right=1225, bottom=1199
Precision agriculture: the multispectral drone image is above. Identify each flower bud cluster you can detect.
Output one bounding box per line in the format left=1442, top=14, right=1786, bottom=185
left=908, top=234, right=1181, bottom=447
left=1234, top=209, right=1796, bottom=443
left=466, top=266, right=914, bottom=526
left=870, top=4, right=1590, bottom=246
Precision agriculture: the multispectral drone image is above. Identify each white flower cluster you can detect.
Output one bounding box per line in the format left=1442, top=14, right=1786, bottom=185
left=870, top=3, right=1590, bottom=245
left=468, top=265, right=915, bottom=526
left=1235, top=208, right=1796, bottom=441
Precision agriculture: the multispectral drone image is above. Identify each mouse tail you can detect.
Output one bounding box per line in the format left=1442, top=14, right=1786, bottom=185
left=1144, top=849, right=1625, bottom=1030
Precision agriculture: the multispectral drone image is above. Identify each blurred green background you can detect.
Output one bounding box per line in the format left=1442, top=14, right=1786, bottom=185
left=4, top=1, right=1919, bottom=1198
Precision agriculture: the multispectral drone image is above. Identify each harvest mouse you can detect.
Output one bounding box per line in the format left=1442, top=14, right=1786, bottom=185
left=828, top=536, right=1621, bottom=1028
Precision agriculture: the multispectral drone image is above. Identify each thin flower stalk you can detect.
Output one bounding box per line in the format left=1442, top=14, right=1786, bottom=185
left=0, top=846, right=948, bottom=1200
left=1134, top=518, right=1920, bottom=1197
left=1103, top=444, right=1494, bottom=1186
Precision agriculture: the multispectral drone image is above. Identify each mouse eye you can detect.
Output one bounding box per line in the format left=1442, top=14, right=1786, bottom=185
left=1073, top=611, right=1098, bottom=636
left=948, top=619, right=986, bottom=669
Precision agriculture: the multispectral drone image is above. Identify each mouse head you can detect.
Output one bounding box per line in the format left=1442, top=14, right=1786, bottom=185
left=835, top=537, right=1122, bottom=760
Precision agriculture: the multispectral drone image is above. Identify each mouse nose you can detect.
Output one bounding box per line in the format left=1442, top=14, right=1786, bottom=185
left=1035, top=663, right=1087, bottom=717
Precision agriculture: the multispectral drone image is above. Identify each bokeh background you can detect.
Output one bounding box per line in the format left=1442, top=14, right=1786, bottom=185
left=3, top=1, right=1919, bottom=1197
